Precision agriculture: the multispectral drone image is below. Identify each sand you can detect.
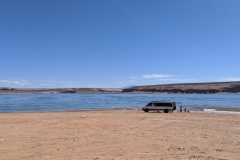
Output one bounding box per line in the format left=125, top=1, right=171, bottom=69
left=0, top=110, right=240, bottom=160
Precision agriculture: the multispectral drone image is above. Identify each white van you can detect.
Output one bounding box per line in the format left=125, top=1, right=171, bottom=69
left=142, top=101, right=176, bottom=113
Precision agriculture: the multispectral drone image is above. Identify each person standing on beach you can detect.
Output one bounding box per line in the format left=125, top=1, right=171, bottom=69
left=180, top=105, right=182, bottom=112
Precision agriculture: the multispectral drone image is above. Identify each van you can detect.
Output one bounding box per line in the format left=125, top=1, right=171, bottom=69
left=142, top=101, right=176, bottom=113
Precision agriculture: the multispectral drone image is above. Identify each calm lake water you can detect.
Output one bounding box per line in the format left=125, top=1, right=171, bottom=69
left=0, top=93, right=240, bottom=113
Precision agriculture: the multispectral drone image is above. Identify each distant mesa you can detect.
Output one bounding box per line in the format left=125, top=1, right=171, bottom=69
left=1, top=81, right=240, bottom=94
left=0, top=87, right=122, bottom=94
left=122, top=81, right=240, bottom=94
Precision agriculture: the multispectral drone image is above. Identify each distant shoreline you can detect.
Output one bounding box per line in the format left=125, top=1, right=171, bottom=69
left=1, top=107, right=240, bottom=114
left=1, top=81, right=240, bottom=94
left=0, top=92, right=240, bottom=95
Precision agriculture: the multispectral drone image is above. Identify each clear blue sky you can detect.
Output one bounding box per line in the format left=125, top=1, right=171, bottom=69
left=0, top=0, right=240, bottom=88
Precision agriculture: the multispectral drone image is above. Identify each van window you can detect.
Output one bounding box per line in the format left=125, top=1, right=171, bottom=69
left=147, top=103, right=152, bottom=106
left=154, top=103, right=172, bottom=106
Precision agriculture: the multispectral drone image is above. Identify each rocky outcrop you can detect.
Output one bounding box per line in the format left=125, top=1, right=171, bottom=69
left=59, top=90, right=77, bottom=93
left=223, top=84, right=240, bottom=93
left=0, top=88, right=122, bottom=94
left=122, top=82, right=240, bottom=93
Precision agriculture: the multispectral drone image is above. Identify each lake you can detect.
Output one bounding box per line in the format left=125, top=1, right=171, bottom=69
left=0, top=93, right=240, bottom=113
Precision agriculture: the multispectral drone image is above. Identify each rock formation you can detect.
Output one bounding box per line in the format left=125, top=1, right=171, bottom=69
left=122, top=81, right=240, bottom=93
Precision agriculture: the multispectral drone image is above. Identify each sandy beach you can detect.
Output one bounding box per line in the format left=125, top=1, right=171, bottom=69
left=0, top=110, right=239, bottom=160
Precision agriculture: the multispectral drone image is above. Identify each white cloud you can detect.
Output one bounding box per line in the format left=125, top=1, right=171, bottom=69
left=58, top=84, right=75, bottom=87
left=222, top=77, right=240, bottom=81
left=112, top=81, right=124, bottom=84
left=87, top=84, right=98, bottom=87
left=0, top=80, right=8, bottom=83
left=32, top=80, right=83, bottom=88
left=156, top=78, right=195, bottom=82
left=142, top=74, right=175, bottom=79
left=112, top=78, right=137, bottom=85
left=126, top=80, right=136, bottom=83
left=40, top=84, right=54, bottom=86
left=129, top=76, right=137, bottom=79
left=0, top=80, right=31, bottom=85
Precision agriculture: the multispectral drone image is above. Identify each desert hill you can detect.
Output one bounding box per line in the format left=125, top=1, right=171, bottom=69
left=1, top=81, right=240, bottom=94
left=0, top=88, right=122, bottom=94
left=122, top=81, right=240, bottom=93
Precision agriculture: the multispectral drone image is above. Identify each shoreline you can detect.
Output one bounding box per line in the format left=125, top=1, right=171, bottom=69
left=1, top=92, right=240, bottom=94
left=1, top=81, right=240, bottom=94
left=1, top=107, right=240, bottom=115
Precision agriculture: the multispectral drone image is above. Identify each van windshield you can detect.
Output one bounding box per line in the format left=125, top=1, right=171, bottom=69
left=154, top=103, right=172, bottom=106
left=147, top=103, right=152, bottom=106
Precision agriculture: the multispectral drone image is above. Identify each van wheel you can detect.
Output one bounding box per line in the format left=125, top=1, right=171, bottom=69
left=164, top=109, right=169, bottom=113
left=144, top=109, right=149, bottom=112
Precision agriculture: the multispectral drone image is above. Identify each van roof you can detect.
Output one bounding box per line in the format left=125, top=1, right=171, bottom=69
left=149, top=101, right=175, bottom=103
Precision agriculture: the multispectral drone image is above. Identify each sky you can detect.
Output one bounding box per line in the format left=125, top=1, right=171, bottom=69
left=0, top=0, right=240, bottom=88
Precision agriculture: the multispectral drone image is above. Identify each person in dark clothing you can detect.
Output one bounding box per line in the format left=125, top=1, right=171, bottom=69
left=180, top=105, right=182, bottom=112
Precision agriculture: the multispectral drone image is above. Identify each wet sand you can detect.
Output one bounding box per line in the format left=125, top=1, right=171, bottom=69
left=0, top=110, right=240, bottom=160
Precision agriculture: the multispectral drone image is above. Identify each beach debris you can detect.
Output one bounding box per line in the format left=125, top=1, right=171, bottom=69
left=82, top=115, right=88, bottom=118
left=43, top=155, right=50, bottom=159
left=168, top=146, right=185, bottom=151
left=231, top=140, right=240, bottom=145
left=216, top=149, right=224, bottom=152
left=74, top=138, right=79, bottom=142
left=204, top=109, right=216, bottom=112
left=0, top=138, right=3, bottom=142
left=189, top=155, right=204, bottom=159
